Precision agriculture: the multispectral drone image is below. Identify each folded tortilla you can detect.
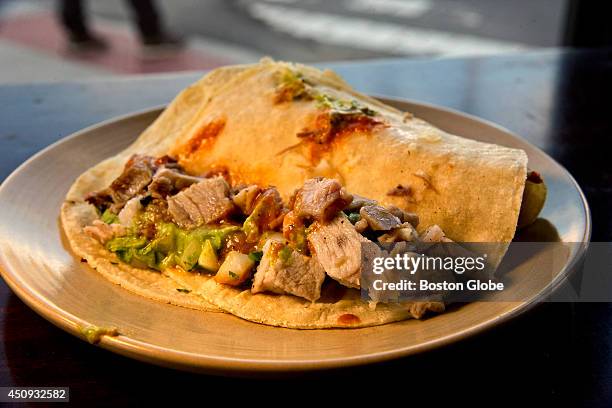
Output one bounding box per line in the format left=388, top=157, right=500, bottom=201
left=61, top=59, right=527, bottom=328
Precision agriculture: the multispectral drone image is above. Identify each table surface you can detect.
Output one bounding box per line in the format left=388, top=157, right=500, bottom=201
left=0, top=49, right=611, bottom=406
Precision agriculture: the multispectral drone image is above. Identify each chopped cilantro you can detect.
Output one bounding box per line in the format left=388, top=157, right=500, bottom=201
left=275, top=69, right=310, bottom=102
left=314, top=93, right=335, bottom=109
left=314, top=93, right=377, bottom=116
left=360, top=106, right=377, bottom=117
left=176, top=288, right=191, bottom=294
left=228, top=271, right=240, bottom=279
left=248, top=251, right=264, bottom=262
left=276, top=69, right=377, bottom=117
left=347, top=212, right=361, bottom=224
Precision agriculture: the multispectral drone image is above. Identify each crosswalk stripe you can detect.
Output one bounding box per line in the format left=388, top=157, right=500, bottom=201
left=247, top=3, right=530, bottom=56
left=344, top=0, right=432, bottom=19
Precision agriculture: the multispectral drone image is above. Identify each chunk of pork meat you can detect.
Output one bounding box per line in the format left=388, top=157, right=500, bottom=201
left=359, top=205, right=401, bottom=231
left=231, top=185, right=261, bottom=215
left=167, top=176, right=234, bottom=228
left=378, top=222, right=419, bottom=243
left=84, top=220, right=127, bottom=244
left=307, top=213, right=368, bottom=288
left=252, top=240, right=326, bottom=302
left=293, top=177, right=352, bottom=222
left=385, top=205, right=419, bottom=228
left=420, top=225, right=453, bottom=243
left=85, top=155, right=157, bottom=213
left=117, top=195, right=143, bottom=226
left=148, top=168, right=202, bottom=198
left=345, top=194, right=377, bottom=212
left=243, top=188, right=287, bottom=242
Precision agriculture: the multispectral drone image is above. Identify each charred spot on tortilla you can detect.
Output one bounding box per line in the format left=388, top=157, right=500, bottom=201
left=387, top=184, right=412, bottom=197
left=387, top=184, right=417, bottom=204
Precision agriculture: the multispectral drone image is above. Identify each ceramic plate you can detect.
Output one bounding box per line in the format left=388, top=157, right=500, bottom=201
left=0, top=98, right=590, bottom=374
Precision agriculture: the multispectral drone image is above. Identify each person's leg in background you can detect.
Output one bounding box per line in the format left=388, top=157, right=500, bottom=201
left=125, top=0, right=183, bottom=47
left=58, top=0, right=107, bottom=50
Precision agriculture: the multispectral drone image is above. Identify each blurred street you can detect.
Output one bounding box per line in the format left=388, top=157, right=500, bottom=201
left=0, top=0, right=568, bottom=83
left=92, top=0, right=568, bottom=60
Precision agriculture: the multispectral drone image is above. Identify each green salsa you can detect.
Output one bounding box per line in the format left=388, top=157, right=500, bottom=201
left=278, top=245, right=293, bottom=265
left=101, top=209, right=119, bottom=224
left=79, top=325, right=118, bottom=344
left=105, top=221, right=239, bottom=272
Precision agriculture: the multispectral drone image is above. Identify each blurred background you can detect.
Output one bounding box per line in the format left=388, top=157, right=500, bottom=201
left=0, top=0, right=576, bottom=83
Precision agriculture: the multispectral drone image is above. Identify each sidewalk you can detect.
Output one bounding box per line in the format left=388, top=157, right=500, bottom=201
left=0, top=2, right=261, bottom=84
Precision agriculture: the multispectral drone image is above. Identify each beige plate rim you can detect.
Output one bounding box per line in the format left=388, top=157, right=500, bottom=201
left=0, top=97, right=591, bottom=373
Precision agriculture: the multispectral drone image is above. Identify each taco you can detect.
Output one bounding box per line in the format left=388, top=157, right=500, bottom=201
left=61, top=59, right=545, bottom=328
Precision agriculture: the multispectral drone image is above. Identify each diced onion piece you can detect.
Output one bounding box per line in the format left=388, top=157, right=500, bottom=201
left=214, top=251, right=255, bottom=285
left=256, top=231, right=286, bottom=249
